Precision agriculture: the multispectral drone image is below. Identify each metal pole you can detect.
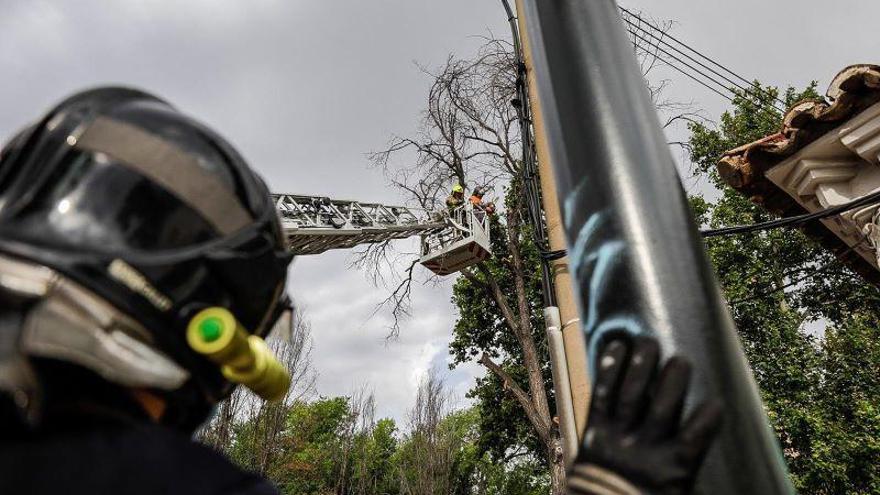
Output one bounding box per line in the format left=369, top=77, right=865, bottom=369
left=543, top=306, right=578, bottom=466
left=512, top=0, right=592, bottom=446
left=518, top=1, right=794, bottom=493
left=502, top=0, right=586, bottom=464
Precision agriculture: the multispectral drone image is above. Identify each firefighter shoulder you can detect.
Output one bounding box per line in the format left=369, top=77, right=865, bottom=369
left=0, top=87, right=293, bottom=495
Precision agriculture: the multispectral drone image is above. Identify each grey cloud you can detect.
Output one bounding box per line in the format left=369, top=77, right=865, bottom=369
left=1, top=0, right=508, bottom=422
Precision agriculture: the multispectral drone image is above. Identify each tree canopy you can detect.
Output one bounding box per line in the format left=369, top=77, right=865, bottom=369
left=689, top=85, right=880, bottom=494
left=445, top=80, right=880, bottom=493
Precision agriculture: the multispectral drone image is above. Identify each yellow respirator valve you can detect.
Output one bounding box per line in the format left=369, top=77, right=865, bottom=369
left=186, top=307, right=290, bottom=401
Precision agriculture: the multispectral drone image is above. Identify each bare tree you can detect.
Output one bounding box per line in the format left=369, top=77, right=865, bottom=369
left=364, top=17, right=697, bottom=492
left=334, top=386, right=379, bottom=495
left=365, top=37, right=567, bottom=492
left=397, top=372, right=461, bottom=495
left=197, top=380, right=246, bottom=452
left=241, top=316, right=317, bottom=475
left=365, top=38, right=520, bottom=334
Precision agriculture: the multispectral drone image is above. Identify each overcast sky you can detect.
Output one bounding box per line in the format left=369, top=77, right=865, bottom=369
left=3, top=0, right=879, bottom=424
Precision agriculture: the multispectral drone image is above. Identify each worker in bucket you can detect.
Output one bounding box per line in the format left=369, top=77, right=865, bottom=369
left=0, top=87, right=293, bottom=495
left=469, top=186, right=496, bottom=221
left=469, top=185, right=487, bottom=209
left=446, top=183, right=465, bottom=210
left=567, top=332, right=723, bottom=495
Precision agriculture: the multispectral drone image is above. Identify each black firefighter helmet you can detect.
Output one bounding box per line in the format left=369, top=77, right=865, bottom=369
left=0, top=87, right=293, bottom=429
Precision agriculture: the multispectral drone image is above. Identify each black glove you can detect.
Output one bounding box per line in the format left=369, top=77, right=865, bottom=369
left=567, top=334, right=723, bottom=495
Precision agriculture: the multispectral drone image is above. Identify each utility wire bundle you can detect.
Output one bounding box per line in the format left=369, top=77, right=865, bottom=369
left=614, top=8, right=880, bottom=238
left=700, top=188, right=880, bottom=238
left=619, top=7, right=787, bottom=114
left=615, top=7, right=877, bottom=303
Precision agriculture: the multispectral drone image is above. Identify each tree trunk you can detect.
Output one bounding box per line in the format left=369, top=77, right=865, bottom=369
left=547, top=437, right=566, bottom=495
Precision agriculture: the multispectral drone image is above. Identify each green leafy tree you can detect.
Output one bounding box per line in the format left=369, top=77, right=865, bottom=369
left=225, top=393, right=554, bottom=494
left=689, top=84, right=880, bottom=494
left=445, top=407, right=550, bottom=495
left=351, top=418, right=399, bottom=495
left=448, top=181, right=553, bottom=467
left=228, top=397, right=352, bottom=494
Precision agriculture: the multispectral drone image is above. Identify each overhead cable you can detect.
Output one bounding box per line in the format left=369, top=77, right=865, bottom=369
left=622, top=19, right=786, bottom=113
left=624, top=27, right=737, bottom=104
left=619, top=6, right=789, bottom=110
left=622, top=25, right=781, bottom=113
left=540, top=249, right=567, bottom=261
left=700, top=189, right=880, bottom=238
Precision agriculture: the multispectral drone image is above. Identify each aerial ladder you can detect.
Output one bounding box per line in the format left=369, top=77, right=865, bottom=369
left=272, top=193, right=491, bottom=275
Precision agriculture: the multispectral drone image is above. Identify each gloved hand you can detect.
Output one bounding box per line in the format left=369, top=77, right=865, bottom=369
left=567, top=334, right=723, bottom=495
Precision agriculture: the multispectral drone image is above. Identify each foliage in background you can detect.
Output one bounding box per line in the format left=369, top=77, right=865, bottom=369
left=206, top=374, right=550, bottom=495
left=688, top=84, right=880, bottom=494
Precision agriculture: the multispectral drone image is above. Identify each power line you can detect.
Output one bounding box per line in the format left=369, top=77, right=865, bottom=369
left=622, top=17, right=786, bottom=113
left=625, top=27, right=738, bottom=104
left=622, top=24, right=783, bottom=114
left=623, top=26, right=772, bottom=110
left=623, top=18, right=762, bottom=102
left=622, top=14, right=786, bottom=111
left=619, top=6, right=789, bottom=110
left=701, top=188, right=880, bottom=238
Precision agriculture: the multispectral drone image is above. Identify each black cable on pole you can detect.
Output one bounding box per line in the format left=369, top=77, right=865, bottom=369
left=622, top=19, right=786, bottom=113
left=619, top=6, right=789, bottom=109
left=500, top=0, right=557, bottom=308
left=540, top=248, right=567, bottom=261
left=701, top=188, right=880, bottom=238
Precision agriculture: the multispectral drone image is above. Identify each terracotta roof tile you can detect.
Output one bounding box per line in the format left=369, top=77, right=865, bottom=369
left=717, top=64, right=880, bottom=285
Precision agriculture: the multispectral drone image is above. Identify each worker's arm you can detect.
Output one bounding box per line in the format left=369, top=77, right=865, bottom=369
left=567, top=334, right=723, bottom=495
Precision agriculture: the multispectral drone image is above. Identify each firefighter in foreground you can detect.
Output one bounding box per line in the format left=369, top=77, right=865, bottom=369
left=0, top=87, right=293, bottom=494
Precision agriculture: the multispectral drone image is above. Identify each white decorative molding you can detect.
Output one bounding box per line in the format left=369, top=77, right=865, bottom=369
left=840, top=107, right=880, bottom=164
left=765, top=101, right=880, bottom=268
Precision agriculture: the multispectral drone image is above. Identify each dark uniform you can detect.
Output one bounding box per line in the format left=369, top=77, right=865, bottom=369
left=0, top=419, right=275, bottom=495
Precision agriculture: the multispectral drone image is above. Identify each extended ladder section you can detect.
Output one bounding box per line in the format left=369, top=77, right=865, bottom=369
left=273, top=193, right=492, bottom=275
left=273, top=194, right=446, bottom=255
